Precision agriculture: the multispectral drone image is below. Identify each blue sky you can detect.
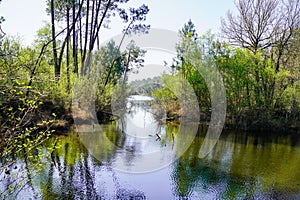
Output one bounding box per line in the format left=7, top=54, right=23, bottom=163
left=0, top=0, right=237, bottom=45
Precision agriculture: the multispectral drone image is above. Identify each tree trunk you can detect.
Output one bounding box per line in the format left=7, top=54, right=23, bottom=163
left=50, top=0, right=60, bottom=80
left=82, top=0, right=89, bottom=71
left=67, top=6, right=70, bottom=92
left=72, top=1, right=78, bottom=74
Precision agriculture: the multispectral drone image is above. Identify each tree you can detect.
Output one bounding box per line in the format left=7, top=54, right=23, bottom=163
left=90, top=40, right=123, bottom=86
left=173, top=20, right=213, bottom=113
left=175, top=19, right=199, bottom=78
left=46, top=0, right=150, bottom=80
left=121, top=40, right=146, bottom=82
left=83, top=40, right=145, bottom=110
left=221, top=0, right=300, bottom=111
left=50, top=0, right=60, bottom=80
left=221, top=0, right=300, bottom=71
left=0, top=37, right=55, bottom=199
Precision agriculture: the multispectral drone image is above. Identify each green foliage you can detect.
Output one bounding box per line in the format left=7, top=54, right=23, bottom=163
left=130, top=76, right=162, bottom=95
left=122, top=40, right=146, bottom=81
left=0, top=36, right=58, bottom=198
left=0, top=80, right=55, bottom=199
left=219, top=0, right=300, bottom=129
left=151, top=74, right=179, bottom=114
left=90, top=40, right=123, bottom=85
left=159, top=19, right=299, bottom=130
left=0, top=0, right=151, bottom=197
left=152, top=86, right=177, bottom=104
left=174, top=24, right=215, bottom=113
left=215, top=43, right=299, bottom=129
left=77, top=40, right=147, bottom=111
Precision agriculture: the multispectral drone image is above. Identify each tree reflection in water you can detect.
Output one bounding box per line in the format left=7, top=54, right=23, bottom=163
left=171, top=126, right=300, bottom=199
left=1, top=96, right=300, bottom=199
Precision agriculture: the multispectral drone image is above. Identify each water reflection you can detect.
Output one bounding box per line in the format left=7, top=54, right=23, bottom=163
left=79, top=95, right=197, bottom=173
left=1, top=96, right=300, bottom=199
left=172, top=129, right=300, bottom=199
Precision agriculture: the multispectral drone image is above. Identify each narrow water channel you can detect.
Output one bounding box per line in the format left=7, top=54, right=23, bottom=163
left=1, top=95, right=300, bottom=199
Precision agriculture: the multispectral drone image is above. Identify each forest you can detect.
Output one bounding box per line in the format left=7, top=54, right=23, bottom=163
left=0, top=0, right=299, bottom=198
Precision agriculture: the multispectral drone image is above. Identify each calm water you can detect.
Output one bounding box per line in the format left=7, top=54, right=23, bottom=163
left=1, top=95, right=300, bottom=199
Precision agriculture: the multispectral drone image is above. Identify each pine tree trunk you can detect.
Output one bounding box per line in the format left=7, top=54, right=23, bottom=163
left=50, top=0, right=59, bottom=80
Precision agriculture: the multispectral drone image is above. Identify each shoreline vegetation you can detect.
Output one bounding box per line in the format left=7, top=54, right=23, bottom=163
left=35, top=96, right=299, bottom=135
left=0, top=0, right=298, bottom=142
left=1, top=0, right=299, bottom=198
left=0, top=0, right=300, bottom=170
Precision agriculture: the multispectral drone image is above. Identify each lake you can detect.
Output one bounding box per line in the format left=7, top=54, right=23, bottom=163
left=1, top=95, right=300, bottom=199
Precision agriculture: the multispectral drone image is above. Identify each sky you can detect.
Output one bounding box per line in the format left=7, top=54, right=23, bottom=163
left=0, top=0, right=237, bottom=81
left=0, top=0, right=237, bottom=44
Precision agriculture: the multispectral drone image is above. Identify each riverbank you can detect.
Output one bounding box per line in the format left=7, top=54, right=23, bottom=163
left=38, top=99, right=299, bottom=135
left=150, top=100, right=300, bottom=134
